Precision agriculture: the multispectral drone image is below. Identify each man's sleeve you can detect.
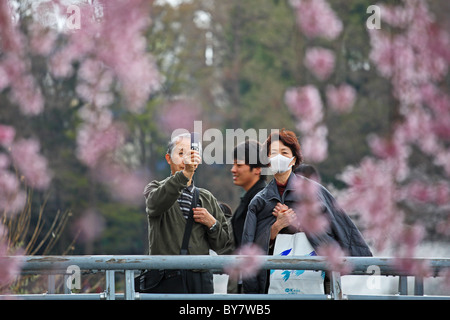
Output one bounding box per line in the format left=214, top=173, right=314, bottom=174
left=205, top=195, right=234, bottom=254
left=144, top=171, right=190, bottom=217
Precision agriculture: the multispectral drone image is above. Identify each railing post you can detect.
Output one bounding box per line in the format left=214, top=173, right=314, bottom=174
left=48, top=274, right=55, bottom=294
left=414, top=276, right=424, bottom=296
left=64, top=274, right=71, bottom=294
left=398, top=276, right=408, bottom=295
left=105, top=270, right=116, bottom=300
left=330, top=271, right=342, bottom=300
left=124, top=270, right=135, bottom=300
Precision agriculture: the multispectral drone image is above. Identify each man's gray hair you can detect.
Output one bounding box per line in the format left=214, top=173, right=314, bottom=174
left=167, top=133, right=191, bottom=157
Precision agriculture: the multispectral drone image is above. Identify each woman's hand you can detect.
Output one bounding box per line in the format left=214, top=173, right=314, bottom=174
left=270, top=203, right=296, bottom=240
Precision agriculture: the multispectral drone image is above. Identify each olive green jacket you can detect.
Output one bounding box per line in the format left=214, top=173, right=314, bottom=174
left=145, top=170, right=233, bottom=255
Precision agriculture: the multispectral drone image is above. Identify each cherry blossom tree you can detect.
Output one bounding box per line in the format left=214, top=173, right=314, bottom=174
left=287, top=0, right=450, bottom=279
left=0, top=0, right=160, bottom=290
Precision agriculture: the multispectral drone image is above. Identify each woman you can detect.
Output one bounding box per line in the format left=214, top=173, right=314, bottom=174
left=241, top=129, right=372, bottom=294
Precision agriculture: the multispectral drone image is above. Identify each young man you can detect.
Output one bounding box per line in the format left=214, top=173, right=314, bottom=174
left=144, top=133, right=232, bottom=293
left=230, top=140, right=266, bottom=249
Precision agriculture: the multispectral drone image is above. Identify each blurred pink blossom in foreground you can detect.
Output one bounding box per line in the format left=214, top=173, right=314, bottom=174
left=0, top=125, right=15, bottom=146
left=224, top=244, right=264, bottom=280
left=304, top=47, right=335, bottom=81
left=317, top=243, right=352, bottom=275
left=71, top=210, right=106, bottom=244
left=293, top=177, right=329, bottom=236
left=94, top=164, right=150, bottom=204
left=285, top=85, right=323, bottom=132
left=392, top=225, right=432, bottom=278
left=290, top=0, right=343, bottom=40
left=76, top=123, right=126, bottom=167
left=326, top=84, right=357, bottom=113
left=0, top=224, right=23, bottom=292
left=158, top=98, right=202, bottom=135
left=284, top=85, right=328, bottom=162
left=10, top=138, right=52, bottom=190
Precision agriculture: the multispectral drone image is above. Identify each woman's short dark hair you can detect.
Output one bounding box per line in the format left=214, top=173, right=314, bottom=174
left=264, top=129, right=303, bottom=170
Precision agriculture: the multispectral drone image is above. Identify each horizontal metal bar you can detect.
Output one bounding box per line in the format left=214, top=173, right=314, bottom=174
left=3, top=293, right=104, bottom=300
left=4, top=292, right=449, bottom=301
left=136, top=293, right=331, bottom=300
left=346, top=294, right=450, bottom=300
left=8, top=255, right=450, bottom=277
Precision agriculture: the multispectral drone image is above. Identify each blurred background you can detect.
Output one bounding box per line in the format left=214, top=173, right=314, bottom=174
left=0, top=0, right=449, bottom=269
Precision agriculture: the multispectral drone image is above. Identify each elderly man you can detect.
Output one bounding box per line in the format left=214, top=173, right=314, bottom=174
left=143, top=133, right=232, bottom=293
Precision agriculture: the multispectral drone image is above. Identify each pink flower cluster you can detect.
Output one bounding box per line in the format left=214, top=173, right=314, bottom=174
left=285, top=85, right=328, bottom=163
left=49, top=0, right=160, bottom=112
left=292, top=177, right=329, bottom=236
left=338, top=1, right=450, bottom=276
left=326, top=84, right=357, bottom=113
left=0, top=224, right=23, bottom=292
left=392, top=225, right=432, bottom=278
left=339, top=158, right=402, bottom=251
left=286, top=0, right=356, bottom=164
left=10, top=138, right=52, bottom=190
left=71, top=209, right=105, bottom=244
left=0, top=126, right=49, bottom=215
left=317, top=243, right=352, bottom=275
left=290, top=0, right=343, bottom=40
left=224, top=244, right=265, bottom=280
left=304, top=47, right=335, bottom=81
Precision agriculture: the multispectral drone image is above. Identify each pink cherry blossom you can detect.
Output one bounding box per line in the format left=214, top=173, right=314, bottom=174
left=317, top=243, right=352, bottom=275
left=292, top=176, right=329, bottom=235
left=326, top=84, right=357, bottom=113
left=76, top=123, right=126, bottom=167
left=0, top=125, right=15, bottom=146
left=304, top=47, right=335, bottom=81
left=285, top=85, right=328, bottom=163
left=392, top=225, right=432, bottom=277
left=300, top=125, right=328, bottom=163
left=285, top=85, right=323, bottom=132
left=28, top=22, right=57, bottom=56
left=71, top=209, right=105, bottom=244
left=0, top=169, right=26, bottom=215
left=0, top=224, right=24, bottom=292
left=93, top=163, right=150, bottom=205
left=158, top=98, right=202, bottom=135
left=10, top=138, right=52, bottom=190
left=290, top=0, right=343, bottom=40
left=338, top=158, right=403, bottom=251
left=224, top=244, right=264, bottom=280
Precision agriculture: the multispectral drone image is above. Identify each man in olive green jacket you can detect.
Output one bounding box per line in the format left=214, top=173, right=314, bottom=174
left=143, top=133, right=233, bottom=292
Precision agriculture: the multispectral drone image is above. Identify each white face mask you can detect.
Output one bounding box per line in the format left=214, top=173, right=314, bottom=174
left=269, top=154, right=295, bottom=174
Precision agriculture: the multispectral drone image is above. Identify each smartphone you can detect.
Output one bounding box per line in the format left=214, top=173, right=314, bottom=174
left=190, top=132, right=201, bottom=154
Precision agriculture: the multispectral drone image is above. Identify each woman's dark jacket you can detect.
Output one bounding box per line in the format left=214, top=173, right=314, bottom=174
left=241, top=172, right=372, bottom=293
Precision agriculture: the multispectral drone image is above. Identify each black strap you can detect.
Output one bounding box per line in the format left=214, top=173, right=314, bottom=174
left=180, top=187, right=199, bottom=255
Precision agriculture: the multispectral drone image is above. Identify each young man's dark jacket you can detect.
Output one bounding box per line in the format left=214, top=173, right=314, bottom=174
left=231, top=178, right=266, bottom=248
left=241, top=172, right=372, bottom=293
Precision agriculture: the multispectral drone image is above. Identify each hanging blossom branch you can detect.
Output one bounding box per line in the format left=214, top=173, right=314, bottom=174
left=284, top=0, right=449, bottom=279
left=0, top=0, right=161, bottom=216
left=338, top=0, right=450, bottom=278
left=0, top=0, right=161, bottom=289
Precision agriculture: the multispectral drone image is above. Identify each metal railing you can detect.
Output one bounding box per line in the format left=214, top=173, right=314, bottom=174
left=3, top=255, right=450, bottom=300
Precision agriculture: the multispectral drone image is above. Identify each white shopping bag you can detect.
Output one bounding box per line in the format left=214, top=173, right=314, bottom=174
left=268, top=233, right=325, bottom=294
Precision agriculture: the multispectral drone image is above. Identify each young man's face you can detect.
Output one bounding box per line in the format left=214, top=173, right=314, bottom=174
left=231, top=159, right=261, bottom=191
